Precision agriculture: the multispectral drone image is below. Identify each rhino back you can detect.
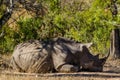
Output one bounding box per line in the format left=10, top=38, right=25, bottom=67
left=11, top=40, right=53, bottom=73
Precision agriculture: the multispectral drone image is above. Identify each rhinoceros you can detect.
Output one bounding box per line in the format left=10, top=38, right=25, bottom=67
left=10, top=37, right=109, bottom=73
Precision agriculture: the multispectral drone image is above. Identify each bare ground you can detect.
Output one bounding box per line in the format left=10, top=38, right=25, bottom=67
left=0, top=55, right=120, bottom=80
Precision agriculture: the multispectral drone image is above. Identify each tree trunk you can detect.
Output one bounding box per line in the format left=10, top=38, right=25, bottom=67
left=110, top=29, right=120, bottom=59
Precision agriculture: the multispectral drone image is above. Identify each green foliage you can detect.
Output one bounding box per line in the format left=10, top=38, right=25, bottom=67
left=17, top=17, right=43, bottom=41
left=0, top=0, right=119, bottom=54
left=0, top=17, right=43, bottom=53
left=0, top=3, right=6, bottom=18
left=0, top=26, right=16, bottom=53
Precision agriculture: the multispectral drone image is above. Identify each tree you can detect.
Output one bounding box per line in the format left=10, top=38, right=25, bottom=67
left=0, top=0, right=118, bottom=54
left=110, top=0, right=120, bottom=59
left=110, top=29, right=120, bottom=59
left=0, top=0, right=13, bottom=29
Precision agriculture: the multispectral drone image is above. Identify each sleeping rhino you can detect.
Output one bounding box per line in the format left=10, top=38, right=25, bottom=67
left=10, top=37, right=109, bottom=73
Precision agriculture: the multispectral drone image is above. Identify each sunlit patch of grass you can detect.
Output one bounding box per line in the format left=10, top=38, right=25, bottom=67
left=0, top=73, right=119, bottom=80
left=0, top=75, right=107, bottom=80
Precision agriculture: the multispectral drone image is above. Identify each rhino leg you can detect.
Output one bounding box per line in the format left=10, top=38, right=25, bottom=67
left=57, top=64, right=79, bottom=72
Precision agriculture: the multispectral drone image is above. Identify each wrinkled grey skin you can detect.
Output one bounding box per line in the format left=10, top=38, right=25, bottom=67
left=10, top=37, right=108, bottom=73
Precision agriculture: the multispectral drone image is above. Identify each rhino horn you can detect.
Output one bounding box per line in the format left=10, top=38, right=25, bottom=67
left=100, top=49, right=110, bottom=65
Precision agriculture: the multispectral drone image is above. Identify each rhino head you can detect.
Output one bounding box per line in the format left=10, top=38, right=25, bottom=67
left=79, top=45, right=109, bottom=72
left=53, top=37, right=109, bottom=72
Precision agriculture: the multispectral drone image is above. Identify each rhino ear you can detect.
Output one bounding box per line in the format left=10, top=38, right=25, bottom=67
left=82, top=42, right=93, bottom=48
left=94, top=54, right=99, bottom=58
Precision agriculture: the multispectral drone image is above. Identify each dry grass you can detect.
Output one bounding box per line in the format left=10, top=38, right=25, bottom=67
left=0, top=74, right=119, bottom=80
left=0, top=72, right=120, bottom=80
left=0, top=76, right=114, bottom=80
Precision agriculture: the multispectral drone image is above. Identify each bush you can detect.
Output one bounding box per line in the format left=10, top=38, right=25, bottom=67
left=17, top=17, right=43, bottom=41
left=0, top=26, right=17, bottom=53
left=0, top=0, right=118, bottom=54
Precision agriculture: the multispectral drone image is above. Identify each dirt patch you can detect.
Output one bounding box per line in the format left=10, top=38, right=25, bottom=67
left=0, top=55, right=10, bottom=71
left=103, top=59, right=120, bottom=73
